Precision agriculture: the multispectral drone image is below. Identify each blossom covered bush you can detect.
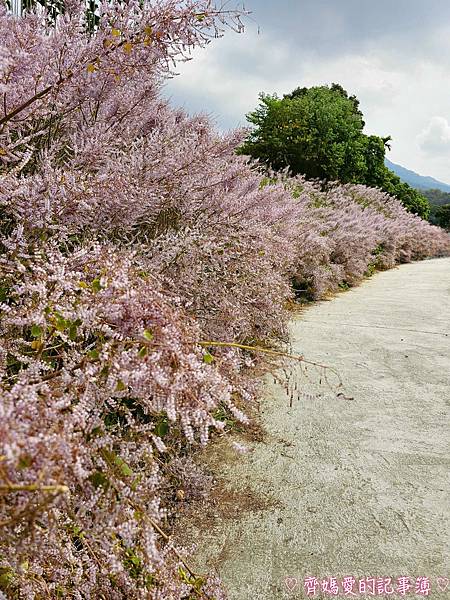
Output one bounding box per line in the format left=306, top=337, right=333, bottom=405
left=0, top=1, right=449, bottom=598
left=285, top=179, right=450, bottom=298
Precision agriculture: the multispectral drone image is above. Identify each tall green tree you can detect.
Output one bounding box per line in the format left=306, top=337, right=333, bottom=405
left=239, top=84, right=430, bottom=219
left=435, top=204, right=450, bottom=229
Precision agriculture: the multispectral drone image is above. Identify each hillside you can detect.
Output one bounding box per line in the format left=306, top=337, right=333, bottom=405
left=385, top=158, right=450, bottom=193
left=422, top=188, right=450, bottom=207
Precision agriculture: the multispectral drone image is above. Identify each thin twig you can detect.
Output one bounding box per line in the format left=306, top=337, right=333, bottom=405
left=199, top=340, right=304, bottom=360
left=0, top=483, right=69, bottom=493
left=198, top=339, right=343, bottom=389
left=199, top=339, right=338, bottom=371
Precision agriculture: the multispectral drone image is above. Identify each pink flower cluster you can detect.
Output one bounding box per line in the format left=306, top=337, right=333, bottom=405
left=285, top=178, right=450, bottom=298
left=0, top=1, right=448, bottom=598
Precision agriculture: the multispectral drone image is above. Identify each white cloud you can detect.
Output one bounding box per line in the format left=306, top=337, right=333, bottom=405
left=164, top=29, right=293, bottom=130
left=163, top=1, right=450, bottom=183
left=417, top=117, right=450, bottom=157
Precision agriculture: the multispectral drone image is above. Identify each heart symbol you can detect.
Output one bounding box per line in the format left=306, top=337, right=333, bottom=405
left=285, top=577, right=299, bottom=593
left=437, top=577, right=449, bottom=592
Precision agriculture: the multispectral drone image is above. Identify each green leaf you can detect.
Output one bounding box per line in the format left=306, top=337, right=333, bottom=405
left=155, top=419, right=168, bottom=437
left=31, top=324, right=42, bottom=338
left=0, top=568, right=15, bottom=590
left=131, top=474, right=142, bottom=492
left=120, top=462, right=133, bottom=477
left=114, top=456, right=133, bottom=477
left=116, top=379, right=126, bottom=391
left=101, top=449, right=133, bottom=478
left=0, top=285, right=9, bottom=303
left=88, top=349, right=100, bottom=360
left=143, top=329, right=153, bottom=341
left=178, top=566, right=194, bottom=585
left=69, top=323, right=78, bottom=341
left=54, top=314, right=67, bottom=332
left=89, top=470, right=110, bottom=490
left=138, top=346, right=147, bottom=358
left=88, top=426, right=102, bottom=439
left=203, top=352, right=214, bottom=364
left=91, top=278, right=102, bottom=293
left=20, top=560, right=29, bottom=573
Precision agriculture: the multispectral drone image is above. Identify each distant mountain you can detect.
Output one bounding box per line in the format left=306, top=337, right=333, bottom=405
left=385, top=158, right=450, bottom=193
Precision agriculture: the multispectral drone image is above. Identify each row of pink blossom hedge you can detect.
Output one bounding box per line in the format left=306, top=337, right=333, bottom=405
left=0, top=2, right=449, bottom=599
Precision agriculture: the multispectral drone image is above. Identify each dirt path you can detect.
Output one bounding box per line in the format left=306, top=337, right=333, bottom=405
left=180, top=258, right=450, bottom=599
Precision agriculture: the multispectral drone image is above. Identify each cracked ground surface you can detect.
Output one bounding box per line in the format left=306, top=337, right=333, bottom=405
left=177, top=257, right=450, bottom=599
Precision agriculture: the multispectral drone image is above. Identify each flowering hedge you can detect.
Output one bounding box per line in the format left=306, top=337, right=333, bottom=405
left=0, top=2, right=449, bottom=598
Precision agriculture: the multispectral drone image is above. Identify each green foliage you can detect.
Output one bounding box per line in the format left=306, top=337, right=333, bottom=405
left=422, top=188, right=450, bottom=206
left=239, top=85, right=366, bottom=182
left=89, top=470, right=110, bottom=490
left=240, top=84, right=430, bottom=219
left=378, top=169, right=430, bottom=219
left=154, top=417, right=169, bottom=437
left=0, top=567, right=15, bottom=593
left=178, top=567, right=206, bottom=594
left=19, top=0, right=65, bottom=25
left=91, top=278, right=102, bottom=293
left=422, top=189, right=450, bottom=225
left=8, top=0, right=101, bottom=32
left=100, top=448, right=134, bottom=478
left=434, top=204, right=450, bottom=229
left=30, top=324, right=42, bottom=337
left=212, top=405, right=238, bottom=429
left=202, top=351, right=214, bottom=364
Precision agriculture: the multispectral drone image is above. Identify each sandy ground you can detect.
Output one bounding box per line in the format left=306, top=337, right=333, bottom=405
left=178, top=258, right=450, bottom=599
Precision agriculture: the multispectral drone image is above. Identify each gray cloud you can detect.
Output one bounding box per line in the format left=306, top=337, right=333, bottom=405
left=244, top=0, right=450, bottom=60
left=164, top=0, right=450, bottom=182
left=418, top=117, right=450, bottom=156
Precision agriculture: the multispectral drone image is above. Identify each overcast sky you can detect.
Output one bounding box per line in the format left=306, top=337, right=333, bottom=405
left=164, top=0, right=450, bottom=183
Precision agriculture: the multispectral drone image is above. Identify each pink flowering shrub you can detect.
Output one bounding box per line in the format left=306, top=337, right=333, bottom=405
left=0, top=243, right=238, bottom=597
left=0, top=1, right=449, bottom=598
left=338, top=184, right=450, bottom=266
left=284, top=178, right=450, bottom=298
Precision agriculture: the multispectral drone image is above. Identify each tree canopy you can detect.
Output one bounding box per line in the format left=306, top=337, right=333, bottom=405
left=239, top=84, right=430, bottom=219
left=434, top=204, right=450, bottom=229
